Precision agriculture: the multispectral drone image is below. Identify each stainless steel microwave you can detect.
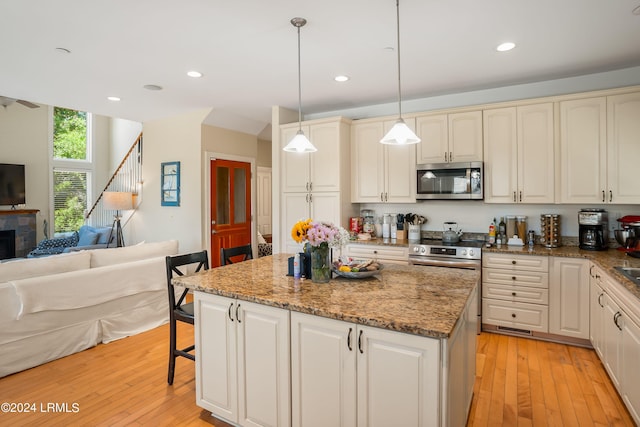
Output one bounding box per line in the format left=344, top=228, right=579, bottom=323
left=416, top=162, right=483, bottom=200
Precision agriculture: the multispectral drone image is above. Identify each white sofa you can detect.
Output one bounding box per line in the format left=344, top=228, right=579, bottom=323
left=0, top=240, right=179, bottom=378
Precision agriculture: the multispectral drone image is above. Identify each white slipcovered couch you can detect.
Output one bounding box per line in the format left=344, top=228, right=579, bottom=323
left=0, top=240, right=179, bottom=377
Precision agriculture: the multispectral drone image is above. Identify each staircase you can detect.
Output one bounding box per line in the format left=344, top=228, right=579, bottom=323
left=86, top=133, right=143, bottom=227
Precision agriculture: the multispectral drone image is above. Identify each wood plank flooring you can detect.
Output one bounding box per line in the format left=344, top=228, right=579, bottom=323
left=0, top=325, right=634, bottom=426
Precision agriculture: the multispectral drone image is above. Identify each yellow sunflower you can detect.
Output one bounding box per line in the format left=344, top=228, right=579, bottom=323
left=291, top=219, right=312, bottom=243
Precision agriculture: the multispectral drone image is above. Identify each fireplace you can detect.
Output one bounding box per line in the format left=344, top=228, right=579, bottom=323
left=0, top=230, right=16, bottom=260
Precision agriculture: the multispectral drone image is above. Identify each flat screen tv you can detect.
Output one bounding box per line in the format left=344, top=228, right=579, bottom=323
left=0, top=163, right=26, bottom=206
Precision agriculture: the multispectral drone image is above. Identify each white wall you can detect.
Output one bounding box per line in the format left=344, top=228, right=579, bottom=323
left=0, top=104, right=50, bottom=239
left=133, top=109, right=211, bottom=254
left=110, top=118, right=143, bottom=171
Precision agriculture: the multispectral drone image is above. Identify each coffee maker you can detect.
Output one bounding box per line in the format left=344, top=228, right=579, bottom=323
left=578, top=209, right=608, bottom=251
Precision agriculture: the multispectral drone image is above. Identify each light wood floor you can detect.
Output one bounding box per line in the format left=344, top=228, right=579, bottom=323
left=0, top=324, right=634, bottom=426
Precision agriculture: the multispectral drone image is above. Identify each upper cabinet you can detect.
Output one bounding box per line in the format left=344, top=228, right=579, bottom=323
left=416, top=111, right=483, bottom=164
left=281, top=119, right=351, bottom=193
left=483, top=103, right=555, bottom=204
left=559, top=92, right=640, bottom=204
left=351, top=119, right=416, bottom=203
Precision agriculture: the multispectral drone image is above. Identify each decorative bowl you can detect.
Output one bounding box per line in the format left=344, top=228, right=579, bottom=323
left=331, top=261, right=384, bottom=279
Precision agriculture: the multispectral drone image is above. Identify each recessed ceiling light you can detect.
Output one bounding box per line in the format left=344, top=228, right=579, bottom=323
left=143, top=84, right=163, bottom=91
left=187, top=70, right=203, bottom=78
left=334, top=75, right=350, bottom=82
left=107, top=96, right=120, bottom=102
left=496, top=42, right=516, bottom=52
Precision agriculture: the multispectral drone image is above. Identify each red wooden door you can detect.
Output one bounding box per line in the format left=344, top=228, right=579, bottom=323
left=210, top=159, right=251, bottom=267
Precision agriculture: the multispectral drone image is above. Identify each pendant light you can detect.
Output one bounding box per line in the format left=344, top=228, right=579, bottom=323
left=283, top=17, right=317, bottom=153
left=380, top=0, right=421, bottom=145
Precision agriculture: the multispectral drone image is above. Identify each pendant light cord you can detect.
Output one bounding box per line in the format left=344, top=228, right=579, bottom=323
left=395, top=0, right=403, bottom=120
left=297, top=22, right=303, bottom=132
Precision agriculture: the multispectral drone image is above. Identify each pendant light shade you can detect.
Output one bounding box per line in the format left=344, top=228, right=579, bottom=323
left=283, top=17, right=317, bottom=153
left=380, top=0, right=420, bottom=145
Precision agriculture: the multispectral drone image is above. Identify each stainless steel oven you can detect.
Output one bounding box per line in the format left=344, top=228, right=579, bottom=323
left=409, top=239, right=482, bottom=333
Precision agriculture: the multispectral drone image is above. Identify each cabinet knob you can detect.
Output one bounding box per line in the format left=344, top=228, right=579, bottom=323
left=512, top=292, right=517, bottom=296
left=512, top=260, right=517, bottom=265
left=512, top=276, right=516, bottom=281
left=511, top=313, right=517, bottom=318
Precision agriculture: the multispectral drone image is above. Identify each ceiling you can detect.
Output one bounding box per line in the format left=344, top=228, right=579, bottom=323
left=1, top=0, right=640, bottom=137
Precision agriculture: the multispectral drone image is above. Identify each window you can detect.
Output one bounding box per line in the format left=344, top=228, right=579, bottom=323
left=52, top=107, right=92, bottom=234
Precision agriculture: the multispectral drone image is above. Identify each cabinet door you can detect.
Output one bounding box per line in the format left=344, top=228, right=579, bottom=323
left=357, top=326, right=440, bottom=427
left=416, top=113, right=448, bottom=163
left=195, top=293, right=238, bottom=421
left=281, top=193, right=310, bottom=254
left=310, top=192, right=341, bottom=229
left=351, top=122, right=385, bottom=202
left=237, top=301, right=291, bottom=427
left=291, top=313, right=356, bottom=427
left=281, top=125, right=311, bottom=193
left=622, top=312, right=640, bottom=424
left=549, top=258, right=590, bottom=339
left=590, top=276, right=605, bottom=359
left=558, top=97, right=607, bottom=203
left=448, top=110, right=483, bottom=163
left=483, top=107, right=518, bottom=203
left=602, top=293, right=623, bottom=391
left=607, top=92, right=640, bottom=204
left=309, top=122, right=342, bottom=193
left=517, top=103, right=555, bottom=203
left=384, top=119, right=416, bottom=203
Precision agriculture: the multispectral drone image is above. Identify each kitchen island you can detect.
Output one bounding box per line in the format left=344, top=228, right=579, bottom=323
left=173, top=253, right=479, bottom=427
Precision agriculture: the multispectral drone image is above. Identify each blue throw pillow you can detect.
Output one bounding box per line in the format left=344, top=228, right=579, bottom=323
left=77, top=230, right=99, bottom=246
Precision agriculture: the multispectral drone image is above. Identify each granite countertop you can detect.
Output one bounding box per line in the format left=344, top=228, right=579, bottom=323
left=484, top=244, right=640, bottom=300
left=172, top=253, right=479, bottom=339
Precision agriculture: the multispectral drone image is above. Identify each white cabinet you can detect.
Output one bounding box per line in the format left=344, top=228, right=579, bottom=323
left=589, top=265, right=605, bottom=359
left=290, top=313, right=356, bottom=427
left=291, top=312, right=442, bottom=427
left=416, top=111, right=483, bottom=164
left=351, top=119, right=416, bottom=203
left=195, top=293, right=290, bottom=427
left=588, top=267, right=640, bottom=425
left=281, top=119, right=349, bottom=193
left=559, top=91, right=640, bottom=204
left=549, top=257, right=590, bottom=340
left=344, top=243, right=409, bottom=265
left=482, top=253, right=549, bottom=333
left=483, top=103, right=555, bottom=203
left=607, top=92, right=640, bottom=204
left=280, top=117, right=355, bottom=253
left=558, top=97, right=607, bottom=203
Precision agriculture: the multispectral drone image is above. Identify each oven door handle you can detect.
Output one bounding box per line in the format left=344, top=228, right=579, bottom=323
left=408, top=257, right=480, bottom=269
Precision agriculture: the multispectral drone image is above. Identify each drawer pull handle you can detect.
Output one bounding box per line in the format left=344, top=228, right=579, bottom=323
left=358, top=330, right=364, bottom=354
left=512, top=276, right=516, bottom=281
left=228, top=303, right=234, bottom=322
left=512, top=260, right=516, bottom=265
left=512, top=292, right=517, bottom=296
left=347, top=328, right=353, bottom=351
left=598, top=293, right=604, bottom=308
left=614, top=312, right=622, bottom=331
left=511, top=313, right=516, bottom=318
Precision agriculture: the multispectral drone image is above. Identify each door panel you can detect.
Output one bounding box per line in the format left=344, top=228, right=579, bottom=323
left=211, top=159, right=251, bottom=267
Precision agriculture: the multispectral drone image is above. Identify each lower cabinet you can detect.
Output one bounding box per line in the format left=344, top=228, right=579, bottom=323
left=344, top=243, right=409, bottom=265
left=589, top=266, right=640, bottom=425
left=291, top=312, right=440, bottom=427
left=194, top=293, right=291, bottom=427
left=549, top=257, right=590, bottom=340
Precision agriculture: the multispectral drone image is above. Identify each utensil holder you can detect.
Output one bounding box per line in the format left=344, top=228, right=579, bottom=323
left=408, top=224, right=421, bottom=240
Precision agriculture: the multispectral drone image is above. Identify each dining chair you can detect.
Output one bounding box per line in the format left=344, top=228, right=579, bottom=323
left=220, top=244, right=253, bottom=266
left=165, top=250, right=209, bottom=385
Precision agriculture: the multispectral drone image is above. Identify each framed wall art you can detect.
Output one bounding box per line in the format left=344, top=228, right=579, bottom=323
left=161, top=161, right=180, bottom=206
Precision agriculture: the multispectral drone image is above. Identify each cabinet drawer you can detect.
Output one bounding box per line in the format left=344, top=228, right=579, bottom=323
left=482, top=253, right=548, bottom=272
left=482, top=268, right=548, bottom=288
left=482, top=299, right=549, bottom=332
left=345, top=244, right=408, bottom=265
left=482, top=283, right=549, bottom=305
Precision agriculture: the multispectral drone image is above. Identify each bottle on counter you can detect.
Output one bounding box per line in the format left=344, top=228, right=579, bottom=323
left=498, top=217, right=506, bottom=237
left=489, top=219, right=496, bottom=244
left=293, top=253, right=301, bottom=278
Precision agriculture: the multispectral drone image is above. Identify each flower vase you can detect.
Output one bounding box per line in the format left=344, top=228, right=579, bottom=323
left=310, top=243, right=331, bottom=283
